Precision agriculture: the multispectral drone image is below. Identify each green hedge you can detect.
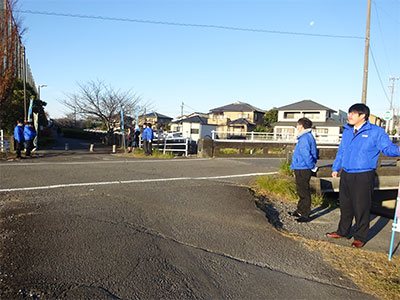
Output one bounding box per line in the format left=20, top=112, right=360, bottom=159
left=61, top=128, right=92, bottom=140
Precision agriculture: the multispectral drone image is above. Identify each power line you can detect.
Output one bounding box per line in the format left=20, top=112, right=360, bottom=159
left=372, top=0, right=392, bottom=74
left=369, top=44, right=391, bottom=104
left=10, top=9, right=365, bottom=40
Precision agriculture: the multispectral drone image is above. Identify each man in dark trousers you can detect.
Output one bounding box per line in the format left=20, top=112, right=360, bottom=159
left=327, top=103, right=400, bottom=248
left=23, top=121, right=36, bottom=157
left=13, top=120, right=24, bottom=160
left=288, top=117, right=318, bottom=223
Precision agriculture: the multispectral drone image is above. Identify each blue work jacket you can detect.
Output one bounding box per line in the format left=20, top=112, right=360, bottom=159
left=333, top=121, right=400, bottom=173
left=290, top=129, right=318, bottom=170
left=143, top=127, right=154, bottom=141
left=14, top=125, right=24, bottom=143
left=23, top=125, right=36, bottom=141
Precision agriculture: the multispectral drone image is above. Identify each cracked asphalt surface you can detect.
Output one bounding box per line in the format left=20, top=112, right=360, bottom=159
left=0, top=154, right=377, bottom=299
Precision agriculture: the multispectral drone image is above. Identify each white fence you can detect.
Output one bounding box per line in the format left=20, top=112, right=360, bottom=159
left=211, top=130, right=399, bottom=145
left=152, top=136, right=192, bottom=156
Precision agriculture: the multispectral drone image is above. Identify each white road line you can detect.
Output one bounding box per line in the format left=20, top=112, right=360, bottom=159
left=0, top=157, right=282, bottom=167
left=0, top=172, right=278, bottom=193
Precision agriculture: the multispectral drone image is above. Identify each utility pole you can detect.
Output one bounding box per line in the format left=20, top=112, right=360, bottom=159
left=181, top=101, right=184, bottom=118
left=389, top=77, right=399, bottom=133
left=361, top=0, right=371, bottom=104
left=22, top=46, right=27, bottom=121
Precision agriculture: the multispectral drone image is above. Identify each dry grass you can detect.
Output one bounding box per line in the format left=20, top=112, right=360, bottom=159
left=286, top=233, right=400, bottom=300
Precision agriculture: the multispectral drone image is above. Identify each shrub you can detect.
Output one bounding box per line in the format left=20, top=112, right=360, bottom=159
left=279, top=159, right=294, bottom=176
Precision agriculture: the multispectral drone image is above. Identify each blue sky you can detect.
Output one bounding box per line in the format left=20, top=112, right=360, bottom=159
left=16, top=0, right=400, bottom=120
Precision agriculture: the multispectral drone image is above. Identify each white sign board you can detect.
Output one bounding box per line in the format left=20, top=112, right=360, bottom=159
left=383, top=110, right=393, bottom=121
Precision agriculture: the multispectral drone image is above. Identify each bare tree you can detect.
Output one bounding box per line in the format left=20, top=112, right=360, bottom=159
left=62, top=80, right=150, bottom=131
left=0, top=0, right=25, bottom=108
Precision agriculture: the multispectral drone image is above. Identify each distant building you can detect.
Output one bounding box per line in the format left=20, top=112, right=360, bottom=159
left=170, top=115, right=216, bottom=141
left=138, top=112, right=173, bottom=130
left=208, top=101, right=265, bottom=134
left=369, top=114, right=384, bottom=127
left=272, top=99, right=346, bottom=142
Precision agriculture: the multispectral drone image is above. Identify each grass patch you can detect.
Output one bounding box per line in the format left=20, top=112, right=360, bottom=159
left=219, top=148, right=239, bottom=155
left=254, top=174, right=334, bottom=207
left=267, top=147, right=284, bottom=154
left=244, top=148, right=263, bottom=155
left=122, top=148, right=174, bottom=159
left=255, top=175, right=298, bottom=202
left=291, top=236, right=400, bottom=300
left=279, top=159, right=294, bottom=176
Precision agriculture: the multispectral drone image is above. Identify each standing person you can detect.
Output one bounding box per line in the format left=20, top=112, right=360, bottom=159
left=23, top=121, right=36, bottom=157
left=13, top=120, right=24, bottom=160
left=142, top=123, right=148, bottom=154
left=126, top=128, right=133, bottom=153
left=288, top=117, right=318, bottom=223
left=327, top=103, right=400, bottom=248
left=146, top=123, right=154, bottom=156
left=133, top=127, right=141, bottom=153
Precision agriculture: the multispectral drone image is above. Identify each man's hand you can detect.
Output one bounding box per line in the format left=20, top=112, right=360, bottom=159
left=332, top=171, right=339, bottom=178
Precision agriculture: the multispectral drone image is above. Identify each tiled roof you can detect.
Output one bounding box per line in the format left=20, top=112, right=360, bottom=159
left=229, top=118, right=255, bottom=126
left=174, top=116, right=209, bottom=125
left=277, top=100, right=336, bottom=112
left=210, top=101, right=265, bottom=113
left=140, top=112, right=173, bottom=119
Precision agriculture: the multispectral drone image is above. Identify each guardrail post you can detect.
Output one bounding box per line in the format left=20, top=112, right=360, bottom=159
left=251, top=132, right=254, bottom=141
left=163, top=136, right=167, bottom=154
left=185, top=138, right=189, bottom=156
left=212, top=130, right=215, bottom=140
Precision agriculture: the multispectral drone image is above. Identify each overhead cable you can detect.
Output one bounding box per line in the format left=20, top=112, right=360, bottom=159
left=11, top=9, right=365, bottom=40
left=369, top=45, right=391, bottom=104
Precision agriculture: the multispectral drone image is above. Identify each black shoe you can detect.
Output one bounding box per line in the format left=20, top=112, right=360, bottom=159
left=296, top=216, right=311, bottom=223
left=288, top=211, right=301, bottom=217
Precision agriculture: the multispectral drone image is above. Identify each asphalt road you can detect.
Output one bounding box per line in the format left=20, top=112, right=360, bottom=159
left=0, top=154, right=376, bottom=299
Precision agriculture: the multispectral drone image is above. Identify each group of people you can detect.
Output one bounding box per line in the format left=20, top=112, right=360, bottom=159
left=13, top=119, right=37, bottom=160
left=126, top=123, right=154, bottom=156
left=289, top=103, right=400, bottom=248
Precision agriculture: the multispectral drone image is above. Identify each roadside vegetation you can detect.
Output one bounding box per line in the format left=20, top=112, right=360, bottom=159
left=292, top=235, right=400, bottom=300
left=254, top=160, right=329, bottom=207
left=253, top=160, right=400, bottom=300
left=122, top=149, right=174, bottom=159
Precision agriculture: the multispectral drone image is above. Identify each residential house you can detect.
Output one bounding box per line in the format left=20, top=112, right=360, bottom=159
left=208, top=101, right=265, bottom=134
left=272, top=100, right=346, bottom=142
left=138, top=112, right=173, bottom=130
left=176, top=112, right=209, bottom=121
left=170, top=115, right=216, bottom=141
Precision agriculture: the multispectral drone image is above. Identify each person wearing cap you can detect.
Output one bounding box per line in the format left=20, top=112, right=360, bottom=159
left=288, top=117, right=318, bottom=223
left=327, top=103, right=400, bottom=248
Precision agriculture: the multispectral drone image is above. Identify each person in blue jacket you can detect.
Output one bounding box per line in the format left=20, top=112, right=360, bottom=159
left=23, top=121, right=36, bottom=157
left=327, top=103, right=400, bottom=248
left=13, top=120, right=24, bottom=160
left=144, top=123, right=154, bottom=156
left=288, top=117, right=318, bottom=223
left=141, top=123, right=148, bottom=154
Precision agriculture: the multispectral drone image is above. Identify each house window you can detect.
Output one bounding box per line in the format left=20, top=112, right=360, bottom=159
left=190, top=128, right=199, bottom=134
left=304, top=112, right=320, bottom=119
left=254, top=114, right=258, bottom=121
left=284, top=112, right=299, bottom=119
left=239, top=113, right=249, bottom=119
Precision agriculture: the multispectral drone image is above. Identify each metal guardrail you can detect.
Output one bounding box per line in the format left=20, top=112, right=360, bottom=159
left=152, top=137, right=192, bottom=156
left=0, top=140, right=11, bottom=156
